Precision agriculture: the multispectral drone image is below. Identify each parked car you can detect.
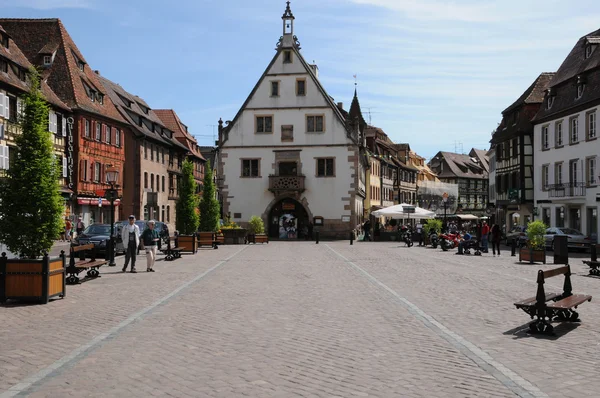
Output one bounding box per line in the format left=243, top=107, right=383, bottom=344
left=505, top=226, right=528, bottom=247
left=115, top=220, right=170, bottom=254
left=73, top=223, right=117, bottom=255
left=544, top=227, right=592, bottom=251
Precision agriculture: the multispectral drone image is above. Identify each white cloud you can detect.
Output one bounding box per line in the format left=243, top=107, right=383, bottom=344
left=2, top=0, right=94, bottom=9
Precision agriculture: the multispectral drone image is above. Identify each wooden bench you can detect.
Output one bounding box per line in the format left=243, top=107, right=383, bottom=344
left=161, top=237, right=183, bottom=261
left=65, top=243, right=107, bottom=285
left=197, top=232, right=218, bottom=249
left=514, top=265, right=592, bottom=334
left=582, top=244, right=600, bottom=276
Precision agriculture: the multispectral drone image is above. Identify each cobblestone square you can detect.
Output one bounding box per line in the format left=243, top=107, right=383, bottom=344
left=1, top=242, right=598, bottom=397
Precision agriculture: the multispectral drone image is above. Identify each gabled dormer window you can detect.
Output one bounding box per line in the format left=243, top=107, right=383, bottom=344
left=1, top=34, right=8, bottom=49
left=577, top=84, right=585, bottom=99
left=43, top=55, right=52, bottom=66
left=547, top=95, right=555, bottom=110
left=98, top=93, right=104, bottom=104
left=90, top=90, right=95, bottom=102
left=586, top=45, right=593, bottom=59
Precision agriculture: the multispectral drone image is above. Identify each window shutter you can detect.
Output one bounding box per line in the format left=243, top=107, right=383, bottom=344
left=62, top=115, right=67, bottom=136
left=54, top=113, right=58, bottom=134
left=48, top=111, right=53, bottom=133
left=0, top=124, right=4, bottom=140
left=0, top=93, right=5, bottom=118
left=62, top=156, right=67, bottom=177
left=0, top=146, right=4, bottom=170
left=4, top=95, right=9, bottom=119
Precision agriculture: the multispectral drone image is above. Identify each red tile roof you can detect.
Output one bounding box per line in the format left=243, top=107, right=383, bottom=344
left=154, top=109, right=205, bottom=160
left=0, top=18, right=125, bottom=123
left=0, top=23, right=70, bottom=112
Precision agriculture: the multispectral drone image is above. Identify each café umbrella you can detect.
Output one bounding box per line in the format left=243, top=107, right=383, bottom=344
left=372, top=203, right=437, bottom=219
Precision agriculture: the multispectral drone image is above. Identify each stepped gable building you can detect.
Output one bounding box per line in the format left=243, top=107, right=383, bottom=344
left=99, top=77, right=190, bottom=227
left=533, top=29, right=600, bottom=240
left=0, top=24, right=73, bottom=216
left=1, top=18, right=128, bottom=226
left=154, top=109, right=206, bottom=196
left=217, top=2, right=368, bottom=239
left=490, top=72, right=554, bottom=230
left=429, top=149, right=489, bottom=218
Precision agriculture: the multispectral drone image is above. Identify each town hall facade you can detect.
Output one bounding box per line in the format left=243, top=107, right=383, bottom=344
left=218, top=2, right=367, bottom=239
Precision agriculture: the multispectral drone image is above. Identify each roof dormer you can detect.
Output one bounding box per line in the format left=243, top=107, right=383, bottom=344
left=0, top=32, right=9, bottom=49
left=584, top=37, right=600, bottom=59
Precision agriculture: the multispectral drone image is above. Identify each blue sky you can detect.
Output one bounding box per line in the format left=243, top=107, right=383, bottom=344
left=2, top=0, right=600, bottom=160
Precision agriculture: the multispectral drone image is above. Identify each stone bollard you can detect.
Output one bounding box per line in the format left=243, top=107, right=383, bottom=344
left=316, top=231, right=320, bottom=244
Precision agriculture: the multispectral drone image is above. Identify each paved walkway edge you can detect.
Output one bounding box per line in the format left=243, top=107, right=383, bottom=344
left=326, top=244, right=548, bottom=398
left=0, top=246, right=249, bottom=398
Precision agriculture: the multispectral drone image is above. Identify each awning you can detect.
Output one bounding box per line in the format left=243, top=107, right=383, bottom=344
left=456, top=214, right=479, bottom=220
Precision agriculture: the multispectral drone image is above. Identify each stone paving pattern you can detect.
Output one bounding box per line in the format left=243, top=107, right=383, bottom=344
left=1, top=242, right=599, bottom=397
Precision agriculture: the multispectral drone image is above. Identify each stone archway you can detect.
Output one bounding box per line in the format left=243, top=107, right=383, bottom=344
left=263, top=195, right=313, bottom=240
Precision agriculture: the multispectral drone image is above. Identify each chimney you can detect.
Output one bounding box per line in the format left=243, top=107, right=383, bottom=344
left=94, top=70, right=100, bottom=75
left=309, top=63, right=319, bottom=78
left=337, top=102, right=343, bottom=111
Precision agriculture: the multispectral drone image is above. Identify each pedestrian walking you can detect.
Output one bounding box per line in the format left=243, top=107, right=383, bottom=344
left=65, top=218, right=72, bottom=242
left=491, top=223, right=501, bottom=256
left=76, top=217, right=85, bottom=238
left=141, top=220, right=160, bottom=272
left=121, top=215, right=140, bottom=273
left=481, top=221, right=490, bottom=253
left=363, top=220, right=371, bottom=241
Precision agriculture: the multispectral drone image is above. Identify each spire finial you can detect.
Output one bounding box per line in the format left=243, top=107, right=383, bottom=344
left=282, top=1, right=294, bottom=19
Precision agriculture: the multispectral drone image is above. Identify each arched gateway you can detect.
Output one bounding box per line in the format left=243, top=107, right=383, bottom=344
left=263, top=197, right=312, bottom=240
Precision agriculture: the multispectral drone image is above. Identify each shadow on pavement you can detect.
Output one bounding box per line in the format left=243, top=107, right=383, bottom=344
left=504, top=321, right=581, bottom=340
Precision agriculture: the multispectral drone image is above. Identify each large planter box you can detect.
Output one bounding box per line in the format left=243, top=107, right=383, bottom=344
left=248, top=234, right=269, bottom=244
left=176, top=235, right=197, bottom=254
left=519, top=248, right=546, bottom=264
left=0, top=252, right=66, bottom=304
left=197, top=232, right=217, bottom=249
left=222, top=229, right=248, bottom=245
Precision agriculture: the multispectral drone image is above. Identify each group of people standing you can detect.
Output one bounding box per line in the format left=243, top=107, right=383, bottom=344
left=60, top=218, right=86, bottom=242
left=121, top=215, right=161, bottom=273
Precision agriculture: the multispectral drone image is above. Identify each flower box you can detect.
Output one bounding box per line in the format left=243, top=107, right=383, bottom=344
left=0, top=252, right=66, bottom=304
left=176, top=235, right=197, bottom=254
left=221, top=228, right=248, bottom=245
left=519, top=248, right=546, bottom=264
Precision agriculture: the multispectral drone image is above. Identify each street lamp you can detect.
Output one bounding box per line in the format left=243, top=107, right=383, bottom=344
left=105, top=166, right=120, bottom=267
left=442, top=192, right=449, bottom=233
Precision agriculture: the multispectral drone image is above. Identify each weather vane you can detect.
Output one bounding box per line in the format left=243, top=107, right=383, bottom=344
left=353, top=74, right=357, bottom=86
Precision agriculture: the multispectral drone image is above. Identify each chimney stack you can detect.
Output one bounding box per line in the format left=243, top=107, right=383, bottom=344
left=309, top=63, right=319, bottom=78
left=337, top=102, right=343, bottom=111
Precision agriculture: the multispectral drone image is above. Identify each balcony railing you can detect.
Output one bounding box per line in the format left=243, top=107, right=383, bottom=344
left=547, top=182, right=586, bottom=198
left=268, top=175, right=306, bottom=193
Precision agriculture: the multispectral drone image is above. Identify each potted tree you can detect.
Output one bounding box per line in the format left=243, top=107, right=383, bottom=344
left=247, top=215, right=268, bottom=244
left=519, top=220, right=547, bottom=264
left=175, top=159, right=199, bottom=254
left=220, top=216, right=247, bottom=244
left=198, top=160, right=221, bottom=247
left=0, top=71, right=66, bottom=304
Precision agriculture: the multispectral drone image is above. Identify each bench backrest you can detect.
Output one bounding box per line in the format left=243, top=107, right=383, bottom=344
left=536, top=265, right=572, bottom=305
left=69, top=243, right=97, bottom=265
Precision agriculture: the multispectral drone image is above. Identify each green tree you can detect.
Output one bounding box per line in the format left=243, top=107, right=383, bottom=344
left=0, top=70, right=63, bottom=258
left=199, top=160, right=220, bottom=232
left=175, top=159, right=199, bottom=235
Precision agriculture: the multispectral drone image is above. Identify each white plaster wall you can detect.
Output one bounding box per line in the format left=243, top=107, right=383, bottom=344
left=223, top=146, right=353, bottom=222
left=533, top=105, right=599, bottom=236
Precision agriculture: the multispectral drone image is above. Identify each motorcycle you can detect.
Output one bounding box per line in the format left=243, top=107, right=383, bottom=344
left=439, top=232, right=460, bottom=251
left=398, top=226, right=413, bottom=247
left=429, top=232, right=439, bottom=248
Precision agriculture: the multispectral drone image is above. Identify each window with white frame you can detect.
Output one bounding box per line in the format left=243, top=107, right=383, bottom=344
left=555, top=163, right=563, bottom=185
left=115, top=129, right=121, bottom=147
left=95, top=123, right=101, bottom=141
left=586, top=45, right=593, bottom=59
left=84, top=119, right=90, bottom=138
left=555, top=121, right=563, bottom=146
left=0, top=145, right=9, bottom=170
left=547, top=96, right=555, bottom=109
left=542, top=125, right=549, bottom=149
left=106, top=126, right=112, bottom=144
left=569, top=159, right=578, bottom=184
left=588, top=111, right=597, bottom=139
left=43, top=55, right=52, bottom=65
left=570, top=117, right=579, bottom=143
left=586, top=157, right=597, bottom=186
left=94, top=162, right=101, bottom=182
left=542, top=164, right=549, bottom=190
